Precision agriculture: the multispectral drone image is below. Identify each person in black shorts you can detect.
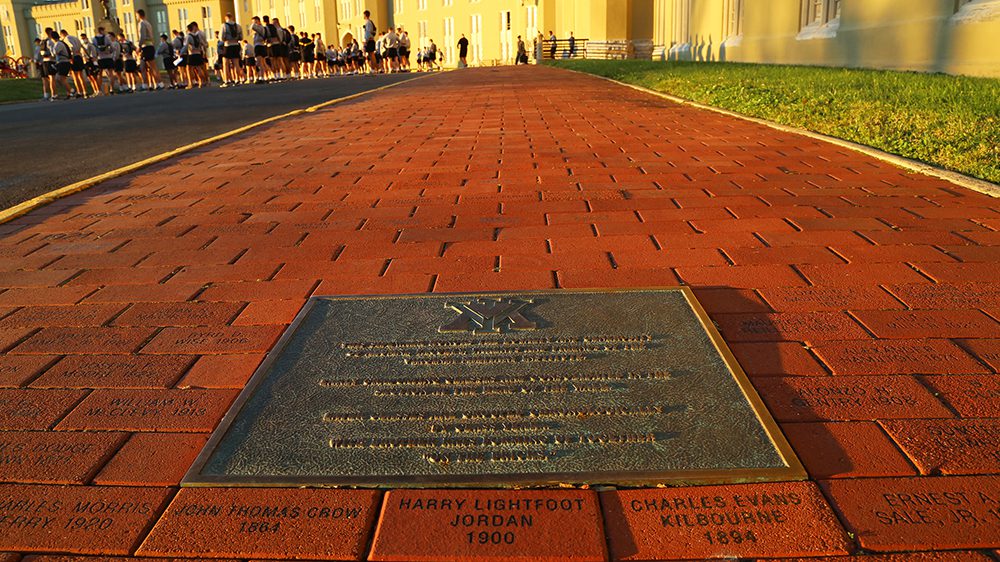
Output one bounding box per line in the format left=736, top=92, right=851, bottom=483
left=34, top=37, right=53, bottom=100
left=221, top=13, right=243, bottom=86
left=183, top=21, right=208, bottom=88
left=156, top=33, right=179, bottom=88
left=250, top=16, right=270, bottom=81
left=362, top=10, right=376, bottom=73
left=242, top=39, right=257, bottom=83
left=49, top=29, right=74, bottom=99
left=286, top=25, right=301, bottom=78
left=299, top=31, right=314, bottom=77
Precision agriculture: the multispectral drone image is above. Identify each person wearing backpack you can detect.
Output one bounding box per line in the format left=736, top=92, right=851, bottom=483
left=299, top=31, right=314, bottom=78
left=48, top=29, right=74, bottom=99
left=92, top=27, right=118, bottom=94
left=270, top=18, right=290, bottom=79
left=220, top=13, right=243, bottom=87
left=59, top=29, right=87, bottom=97
left=249, top=16, right=270, bottom=81
left=156, top=33, right=179, bottom=88
left=80, top=33, right=101, bottom=95
left=183, top=21, right=208, bottom=88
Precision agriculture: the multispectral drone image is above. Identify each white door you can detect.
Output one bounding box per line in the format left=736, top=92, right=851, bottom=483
left=470, top=14, right=482, bottom=64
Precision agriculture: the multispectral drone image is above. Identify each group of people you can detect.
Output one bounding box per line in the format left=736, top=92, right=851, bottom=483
left=33, top=9, right=161, bottom=100
left=30, top=9, right=457, bottom=101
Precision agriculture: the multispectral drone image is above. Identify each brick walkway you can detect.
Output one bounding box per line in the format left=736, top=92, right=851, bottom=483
left=1, top=65, right=998, bottom=560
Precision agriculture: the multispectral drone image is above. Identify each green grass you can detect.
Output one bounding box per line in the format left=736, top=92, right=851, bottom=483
left=0, top=78, right=43, bottom=103
left=550, top=60, right=1000, bottom=184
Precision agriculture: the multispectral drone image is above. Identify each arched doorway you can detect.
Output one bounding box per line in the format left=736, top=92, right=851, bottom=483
left=341, top=32, right=353, bottom=48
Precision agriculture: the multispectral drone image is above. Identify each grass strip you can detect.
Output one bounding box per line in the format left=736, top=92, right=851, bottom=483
left=552, top=60, right=1000, bottom=184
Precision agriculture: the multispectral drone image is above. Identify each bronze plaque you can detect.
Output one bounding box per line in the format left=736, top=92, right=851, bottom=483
left=185, top=288, right=803, bottom=486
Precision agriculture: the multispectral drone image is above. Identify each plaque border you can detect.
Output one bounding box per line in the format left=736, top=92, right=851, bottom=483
left=183, top=287, right=806, bottom=487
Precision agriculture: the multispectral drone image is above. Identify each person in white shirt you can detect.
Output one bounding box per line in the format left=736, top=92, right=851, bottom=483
left=183, top=21, right=208, bottom=88
left=48, top=29, right=74, bottom=99
left=242, top=39, right=257, bottom=83
left=398, top=29, right=410, bottom=71
left=383, top=27, right=399, bottom=73
left=220, top=13, right=244, bottom=86
left=136, top=9, right=160, bottom=89
left=80, top=33, right=101, bottom=95
left=92, top=27, right=120, bottom=94
left=59, top=29, right=87, bottom=97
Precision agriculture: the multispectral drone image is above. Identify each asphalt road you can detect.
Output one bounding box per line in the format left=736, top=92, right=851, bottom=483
left=0, top=73, right=419, bottom=210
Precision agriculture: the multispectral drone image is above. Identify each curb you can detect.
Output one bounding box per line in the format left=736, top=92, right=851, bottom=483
left=0, top=74, right=433, bottom=226
left=560, top=67, right=1000, bottom=199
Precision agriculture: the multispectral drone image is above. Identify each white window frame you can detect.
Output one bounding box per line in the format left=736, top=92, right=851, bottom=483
left=797, top=0, right=841, bottom=40
left=470, top=12, right=481, bottom=63
left=394, top=0, right=403, bottom=13
left=81, top=0, right=90, bottom=9
left=952, top=0, right=1000, bottom=22
left=418, top=0, right=427, bottom=10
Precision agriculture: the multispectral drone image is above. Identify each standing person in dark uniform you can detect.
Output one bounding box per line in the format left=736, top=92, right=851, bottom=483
left=119, top=33, right=139, bottom=92
left=548, top=30, right=556, bottom=59
left=93, top=27, right=119, bottom=94
left=156, top=33, right=178, bottom=88
left=515, top=35, right=526, bottom=65
left=300, top=32, right=315, bottom=77
left=568, top=31, right=576, bottom=58
left=34, top=37, right=53, bottom=100
left=457, top=33, right=468, bottom=67
left=286, top=24, right=301, bottom=78
left=171, top=30, right=186, bottom=87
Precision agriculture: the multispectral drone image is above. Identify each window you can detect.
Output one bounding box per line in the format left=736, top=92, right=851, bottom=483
left=443, top=0, right=452, bottom=6
left=81, top=0, right=89, bottom=9
left=417, top=19, right=426, bottom=46
left=340, top=1, right=351, bottom=19
left=178, top=8, right=188, bottom=27
left=203, top=6, right=213, bottom=38
left=315, top=0, right=321, bottom=22
left=470, top=12, right=481, bottom=62
left=723, top=0, right=743, bottom=39
left=798, top=0, right=840, bottom=39
left=283, top=4, right=290, bottom=26
left=525, top=4, right=536, bottom=43
left=394, top=0, right=403, bottom=13
left=2, top=25, right=11, bottom=43
left=443, top=16, right=453, bottom=61
left=299, top=0, right=306, bottom=27
left=154, top=10, right=166, bottom=35
left=36, top=23, right=43, bottom=38
left=418, top=0, right=427, bottom=10
left=74, top=19, right=82, bottom=32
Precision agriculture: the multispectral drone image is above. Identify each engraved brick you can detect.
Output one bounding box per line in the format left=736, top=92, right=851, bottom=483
left=0, top=355, right=57, bottom=387
left=713, top=313, right=869, bottom=343
left=923, top=375, right=1000, bottom=418
left=56, top=389, right=237, bottom=431
left=0, top=431, right=127, bottom=483
left=758, top=286, right=904, bottom=312
left=853, top=310, right=1000, bottom=339
left=880, top=419, right=1000, bottom=475
left=12, top=328, right=155, bottom=355
left=811, top=339, right=987, bottom=375
left=0, top=287, right=95, bottom=307
left=602, top=482, right=850, bottom=560
left=782, top=422, right=916, bottom=479
left=1, top=304, right=126, bottom=328
left=94, top=432, right=209, bottom=486
left=798, top=263, right=930, bottom=286
left=822, top=476, right=1000, bottom=551
left=752, top=376, right=951, bottom=422
left=0, top=389, right=86, bottom=429
left=886, top=283, right=1000, bottom=310
left=137, top=488, right=380, bottom=559
left=370, top=489, right=606, bottom=562
left=196, top=279, right=318, bottom=302
left=112, top=302, right=244, bottom=327
left=83, top=283, right=203, bottom=304
left=30, top=355, right=195, bottom=389
left=141, top=326, right=283, bottom=354
left=0, top=484, right=170, bottom=554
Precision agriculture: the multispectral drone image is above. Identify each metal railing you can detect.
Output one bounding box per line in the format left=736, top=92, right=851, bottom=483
left=540, top=38, right=587, bottom=60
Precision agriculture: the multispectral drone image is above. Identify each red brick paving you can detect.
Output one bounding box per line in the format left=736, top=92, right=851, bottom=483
left=0, top=66, right=997, bottom=559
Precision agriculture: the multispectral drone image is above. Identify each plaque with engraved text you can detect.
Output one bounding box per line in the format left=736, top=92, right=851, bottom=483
left=185, top=288, right=803, bottom=486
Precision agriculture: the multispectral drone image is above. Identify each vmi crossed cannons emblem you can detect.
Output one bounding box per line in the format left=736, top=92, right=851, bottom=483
left=439, top=297, right=539, bottom=333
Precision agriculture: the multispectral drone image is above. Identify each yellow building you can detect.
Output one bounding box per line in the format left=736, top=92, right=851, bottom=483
left=652, top=0, right=1000, bottom=77
left=5, top=0, right=999, bottom=76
